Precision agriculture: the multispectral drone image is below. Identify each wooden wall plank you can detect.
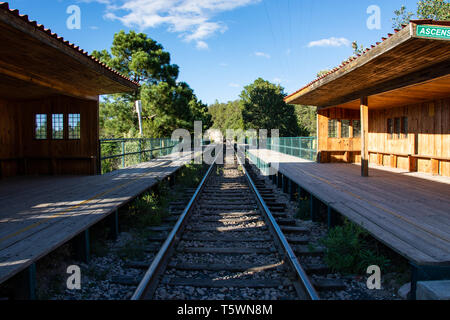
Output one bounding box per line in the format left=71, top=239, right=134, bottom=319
left=0, top=95, right=99, bottom=178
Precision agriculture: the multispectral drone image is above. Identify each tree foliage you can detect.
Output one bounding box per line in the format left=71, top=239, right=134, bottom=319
left=209, top=100, right=244, bottom=135
left=393, top=0, right=450, bottom=29
left=240, top=78, right=301, bottom=137
left=294, top=105, right=317, bottom=137
left=99, top=97, right=138, bottom=138
left=93, top=30, right=209, bottom=138
left=141, top=82, right=211, bottom=137
left=209, top=80, right=317, bottom=138
left=92, top=30, right=179, bottom=99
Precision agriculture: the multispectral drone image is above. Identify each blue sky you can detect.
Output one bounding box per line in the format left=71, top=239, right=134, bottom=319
left=9, top=0, right=417, bottom=104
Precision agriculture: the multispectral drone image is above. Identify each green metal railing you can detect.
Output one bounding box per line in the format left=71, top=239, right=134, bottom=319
left=247, top=137, right=317, bottom=161
left=100, top=138, right=179, bottom=174
left=268, top=137, right=317, bottom=161
left=246, top=150, right=271, bottom=176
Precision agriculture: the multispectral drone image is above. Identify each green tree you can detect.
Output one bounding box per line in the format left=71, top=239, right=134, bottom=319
left=393, top=0, right=450, bottom=29
left=294, top=105, right=317, bottom=137
left=241, top=78, right=301, bottom=137
left=94, top=30, right=209, bottom=138
left=99, top=97, right=138, bottom=138
left=141, top=82, right=211, bottom=137
left=209, top=100, right=244, bottom=135
left=92, top=30, right=179, bottom=100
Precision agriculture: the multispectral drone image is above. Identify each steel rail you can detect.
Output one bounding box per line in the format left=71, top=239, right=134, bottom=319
left=131, top=152, right=220, bottom=300
left=237, top=154, right=320, bottom=300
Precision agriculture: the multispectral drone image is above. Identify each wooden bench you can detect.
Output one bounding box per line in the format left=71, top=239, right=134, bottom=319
left=0, top=156, right=97, bottom=177
left=369, top=150, right=450, bottom=175
left=319, top=150, right=360, bottom=164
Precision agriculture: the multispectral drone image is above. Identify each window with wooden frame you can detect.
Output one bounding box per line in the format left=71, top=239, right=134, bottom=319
left=341, top=120, right=350, bottom=138
left=328, top=119, right=338, bottom=138
left=394, top=117, right=401, bottom=139
left=68, top=114, right=81, bottom=140
left=352, top=120, right=361, bottom=138
left=52, top=114, right=64, bottom=140
left=401, top=117, right=408, bottom=139
left=387, top=118, right=393, bottom=139
left=35, top=114, right=47, bottom=140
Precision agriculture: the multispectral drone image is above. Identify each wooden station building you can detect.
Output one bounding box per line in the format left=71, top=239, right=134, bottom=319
left=286, top=20, right=450, bottom=177
left=0, top=2, right=139, bottom=179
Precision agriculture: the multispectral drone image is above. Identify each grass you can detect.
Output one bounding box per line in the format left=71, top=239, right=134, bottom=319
left=116, top=237, right=147, bottom=261
left=176, top=163, right=204, bottom=188
left=321, top=219, right=391, bottom=275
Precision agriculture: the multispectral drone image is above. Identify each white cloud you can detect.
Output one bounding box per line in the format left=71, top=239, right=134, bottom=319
left=254, top=51, right=271, bottom=59
left=196, top=40, right=209, bottom=50
left=229, top=83, right=240, bottom=88
left=307, top=37, right=351, bottom=48
left=85, top=0, right=261, bottom=49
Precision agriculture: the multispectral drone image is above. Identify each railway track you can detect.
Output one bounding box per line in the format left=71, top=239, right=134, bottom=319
left=130, top=144, right=332, bottom=300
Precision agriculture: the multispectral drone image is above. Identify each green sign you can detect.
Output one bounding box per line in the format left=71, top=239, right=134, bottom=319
left=416, top=25, right=450, bottom=40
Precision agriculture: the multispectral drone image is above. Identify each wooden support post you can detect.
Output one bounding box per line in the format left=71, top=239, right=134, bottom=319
left=310, top=195, right=320, bottom=222
left=277, top=173, right=283, bottom=189
left=344, top=151, right=349, bottom=163
left=98, top=142, right=102, bottom=175
left=327, top=206, right=338, bottom=229
left=283, top=176, right=289, bottom=194
left=390, top=154, right=397, bottom=168
left=290, top=181, right=297, bottom=201
left=108, top=210, right=119, bottom=240
left=431, top=159, right=439, bottom=176
left=75, top=229, right=90, bottom=263
left=360, top=97, right=369, bottom=177
left=169, top=174, right=175, bottom=187
left=408, top=156, right=416, bottom=172
left=13, top=263, right=36, bottom=300
left=299, top=186, right=306, bottom=199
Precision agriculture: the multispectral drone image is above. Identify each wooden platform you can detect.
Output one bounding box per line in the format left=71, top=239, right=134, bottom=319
left=0, top=152, right=194, bottom=284
left=247, top=149, right=450, bottom=266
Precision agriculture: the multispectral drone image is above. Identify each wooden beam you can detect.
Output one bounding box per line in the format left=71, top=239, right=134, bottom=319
left=0, top=14, right=138, bottom=92
left=0, top=62, right=98, bottom=101
left=319, top=61, right=450, bottom=108
left=360, top=97, right=369, bottom=177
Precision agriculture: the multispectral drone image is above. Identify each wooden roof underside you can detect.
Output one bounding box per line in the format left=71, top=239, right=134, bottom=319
left=326, top=74, right=450, bottom=110
left=286, top=23, right=450, bottom=109
left=0, top=8, right=139, bottom=101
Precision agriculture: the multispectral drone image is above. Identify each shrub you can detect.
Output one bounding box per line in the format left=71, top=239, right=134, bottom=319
left=321, top=220, right=390, bottom=275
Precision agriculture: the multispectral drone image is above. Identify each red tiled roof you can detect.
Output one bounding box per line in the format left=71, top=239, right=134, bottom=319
left=285, top=20, right=449, bottom=102
left=0, top=2, right=140, bottom=87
